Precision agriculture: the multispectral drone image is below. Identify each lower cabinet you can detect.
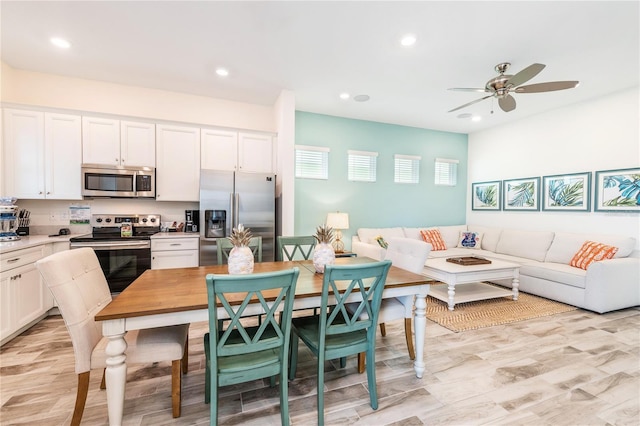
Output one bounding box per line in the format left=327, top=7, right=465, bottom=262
left=151, top=236, right=199, bottom=270
left=0, top=245, right=54, bottom=345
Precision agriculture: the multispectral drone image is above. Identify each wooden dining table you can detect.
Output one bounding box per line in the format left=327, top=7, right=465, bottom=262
left=95, top=256, right=433, bottom=426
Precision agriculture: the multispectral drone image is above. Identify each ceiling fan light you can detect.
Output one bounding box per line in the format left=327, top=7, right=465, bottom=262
left=400, top=34, right=416, bottom=47
left=50, top=37, right=71, bottom=49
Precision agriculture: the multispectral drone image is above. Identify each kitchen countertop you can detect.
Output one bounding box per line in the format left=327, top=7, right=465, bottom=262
left=0, top=234, right=83, bottom=254
left=151, top=232, right=200, bottom=240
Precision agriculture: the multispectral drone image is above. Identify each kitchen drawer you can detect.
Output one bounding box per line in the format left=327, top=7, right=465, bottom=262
left=1, top=246, right=47, bottom=272
left=151, top=237, right=199, bottom=251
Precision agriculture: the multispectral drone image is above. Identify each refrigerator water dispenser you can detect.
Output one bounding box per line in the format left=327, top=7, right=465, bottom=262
left=205, top=210, right=226, bottom=238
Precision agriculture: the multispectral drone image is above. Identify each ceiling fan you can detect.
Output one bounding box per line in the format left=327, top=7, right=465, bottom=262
left=448, top=62, right=579, bottom=113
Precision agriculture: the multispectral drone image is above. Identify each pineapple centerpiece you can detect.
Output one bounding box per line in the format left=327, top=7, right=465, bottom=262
left=227, top=224, right=254, bottom=274
left=312, top=224, right=336, bottom=273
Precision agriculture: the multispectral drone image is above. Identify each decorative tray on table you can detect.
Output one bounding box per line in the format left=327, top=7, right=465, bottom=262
left=446, top=256, right=492, bottom=266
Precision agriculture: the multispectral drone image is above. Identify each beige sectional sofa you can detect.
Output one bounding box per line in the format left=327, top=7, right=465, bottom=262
left=352, top=225, right=639, bottom=313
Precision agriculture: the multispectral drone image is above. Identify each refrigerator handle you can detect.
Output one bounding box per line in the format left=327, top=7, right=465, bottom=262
left=234, top=193, right=240, bottom=226
left=229, top=192, right=235, bottom=229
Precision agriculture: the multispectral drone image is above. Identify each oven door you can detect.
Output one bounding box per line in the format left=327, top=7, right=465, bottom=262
left=70, top=240, right=151, bottom=294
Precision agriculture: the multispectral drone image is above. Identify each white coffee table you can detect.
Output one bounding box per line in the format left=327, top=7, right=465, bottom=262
left=424, top=257, right=520, bottom=310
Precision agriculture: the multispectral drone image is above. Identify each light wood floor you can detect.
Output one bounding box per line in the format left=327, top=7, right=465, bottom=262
left=1, top=304, right=639, bottom=425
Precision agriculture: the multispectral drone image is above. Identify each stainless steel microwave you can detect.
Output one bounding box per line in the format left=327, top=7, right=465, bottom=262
left=81, top=164, right=155, bottom=198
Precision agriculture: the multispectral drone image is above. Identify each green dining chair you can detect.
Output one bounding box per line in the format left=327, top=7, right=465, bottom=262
left=276, top=235, right=316, bottom=261
left=204, top=267, right=300, bottom=426
left=288, top=260, right=392, bottom=426
left=216, top=236, right=262, bottom=265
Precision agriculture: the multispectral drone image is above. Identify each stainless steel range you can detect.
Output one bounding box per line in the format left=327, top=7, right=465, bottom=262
left=70, top=214, right=160, bottom=293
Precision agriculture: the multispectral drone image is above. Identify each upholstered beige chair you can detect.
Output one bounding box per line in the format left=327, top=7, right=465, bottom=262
left=349, top=237, right=431, bottom=372
left=377, top=237, right=431, bottom=359
left=36, top=248, right=189, bottom=425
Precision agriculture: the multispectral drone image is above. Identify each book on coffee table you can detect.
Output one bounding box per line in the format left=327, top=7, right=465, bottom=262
left=446, top=256, right=492, bottom=266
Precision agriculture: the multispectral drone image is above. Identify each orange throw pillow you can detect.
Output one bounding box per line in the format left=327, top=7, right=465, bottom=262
left=569, top=241, right=618, bottom=270
left=419, top=229, right=447, bottom=251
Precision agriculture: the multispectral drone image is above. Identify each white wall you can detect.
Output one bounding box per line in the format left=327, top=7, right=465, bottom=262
left=467, top=87, right=640, bottom=247
left=1, top=62, right=276, bottom=132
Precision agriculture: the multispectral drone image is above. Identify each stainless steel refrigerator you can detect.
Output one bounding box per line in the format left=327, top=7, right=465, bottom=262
left=199, top=170, right=276, bottom=265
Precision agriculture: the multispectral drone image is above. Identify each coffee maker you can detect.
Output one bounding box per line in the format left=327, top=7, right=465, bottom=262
left=184, top=210, right=199, bottom=233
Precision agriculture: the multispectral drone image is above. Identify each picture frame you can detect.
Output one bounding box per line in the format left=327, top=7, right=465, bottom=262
left=594, top=168, right=640, bottom=212
left=471, top=181, right=501, bottom=211
left=503, top=177, right=540, bottom=211
left=542, top=172, right=591, bottom=212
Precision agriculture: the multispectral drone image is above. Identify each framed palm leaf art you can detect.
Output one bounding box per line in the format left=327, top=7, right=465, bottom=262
left=503, top=177, right=540, bottom=211
left=542, top=172, right=591, bottom=212
left=471, top=181, right=501, bottom=210
left=595, top=168, right=640, bottom=212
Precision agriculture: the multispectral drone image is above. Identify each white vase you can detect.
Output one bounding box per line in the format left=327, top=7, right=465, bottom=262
left=228, top=246, right=254, bottom=274
left=312, top=242, right=335, bottom=273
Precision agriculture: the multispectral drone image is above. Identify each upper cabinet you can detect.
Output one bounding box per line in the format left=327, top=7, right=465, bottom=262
left=120, top=121, right=156, bottom=167
left=238, top=132, right=274, bottom=173
left=3, top=109, right=82, bottom=200
left=82, top=117, right=155, bottom=167
left=201, top=129, right=237, bottom=171
left=201, top=129, right=274, bottom=173
left=156, top=124, right=200, bottom=201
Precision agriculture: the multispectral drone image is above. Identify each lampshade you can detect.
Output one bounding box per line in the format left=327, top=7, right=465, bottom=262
left=326, top=212, right=349, bottom=230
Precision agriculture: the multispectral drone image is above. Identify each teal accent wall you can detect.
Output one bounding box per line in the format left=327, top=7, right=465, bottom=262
left=295, top=111, right=468, bottom=249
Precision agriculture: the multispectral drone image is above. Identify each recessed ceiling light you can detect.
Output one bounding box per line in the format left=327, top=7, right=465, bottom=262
left=339, top=93, right=350, bottom=100
left=400, top=34, right=416, bottom=47
left=353, top=94, right=370, bottom=102
left=471, top=116, right=482, bottom=122
left=215, top=68, right=229, bottom=77
left=50, top=37, right=71, bottom=49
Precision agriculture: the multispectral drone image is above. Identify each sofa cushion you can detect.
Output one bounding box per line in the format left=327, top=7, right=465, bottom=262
left=437, top=225, right=468, bottom=248
left=570, top=241, right=619, bottom=270
left=456, top=231, right=483, bottom=249
left=495, top=229, right=555, bottom=262
left=357, top=227, right=404, bottom=245
left=519, top=263, right=587, bottom=289
left=420, top=229, right=447, bottom=250
left=546, top=232, right=636, bottom=263
left=467, top=225, right=502, bottom=252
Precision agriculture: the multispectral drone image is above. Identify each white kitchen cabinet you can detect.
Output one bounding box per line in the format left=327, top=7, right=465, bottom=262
left=0, top=244, right=53, bottom=346
left=156, top=124, right=201, bottom=201
left=238, top=132, right=274, bottom=173
left=201, top=129, right=274, bottom=173
left=120, top=120, right=156, bottom=167
left=83, top=117, right=155, bottom=167
left=3, top=109, right=82, bottom=200
left=201, top=128, right=238, bottom=171
left=151, top=236, right=199, bottom=269
left=82, top=116, right=120, bottom=166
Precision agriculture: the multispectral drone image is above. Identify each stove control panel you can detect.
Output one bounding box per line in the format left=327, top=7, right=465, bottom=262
left=91, top=214, right=161, bottom=228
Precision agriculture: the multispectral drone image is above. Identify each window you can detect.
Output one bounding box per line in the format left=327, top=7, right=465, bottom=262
left=394, top=154, right=421, bottom=184
left=295, top=145, right=329, bottom=180
left=348, top=150, right=378, bottom=182
left=434, top=158, right=458, bottom=186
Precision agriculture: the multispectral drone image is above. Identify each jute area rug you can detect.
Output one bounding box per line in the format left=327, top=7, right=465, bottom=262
left=426, top=286, right=577, bottom=333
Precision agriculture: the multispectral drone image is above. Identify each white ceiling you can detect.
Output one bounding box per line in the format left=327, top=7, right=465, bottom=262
left=1, top=1, right=638, bottom=134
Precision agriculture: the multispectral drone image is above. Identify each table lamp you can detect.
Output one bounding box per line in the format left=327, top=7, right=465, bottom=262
left=326, top=211, right=349, bottom=253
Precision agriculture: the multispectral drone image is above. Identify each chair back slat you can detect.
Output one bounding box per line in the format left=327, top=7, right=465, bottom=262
left=216, top=236, right=263, bottom=265
left=320, top=261, right=391, bottom=337
left=276, top=235, right=316, bottom=261
left=206, top=268, right=299, bottom=358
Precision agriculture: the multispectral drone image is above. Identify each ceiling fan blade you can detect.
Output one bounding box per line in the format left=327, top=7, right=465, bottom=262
left=448, top=87, right=489, bottom=93
left=499, top=94, right=516, bottom=112
left=448, top=95, right=493, bottom=113
left=515, top=81, right=580, bottom=93
left=506, top=63, right=546, bottom=87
